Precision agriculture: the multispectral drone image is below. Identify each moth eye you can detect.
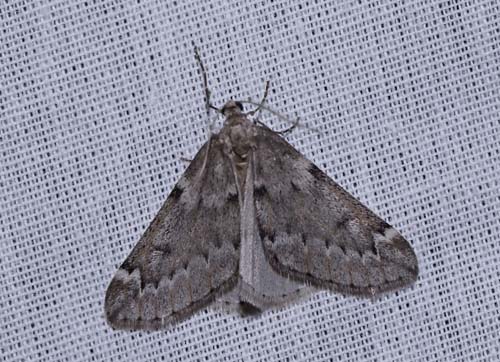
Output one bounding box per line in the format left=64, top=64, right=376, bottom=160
left=235, top=101, right=243, bottom=111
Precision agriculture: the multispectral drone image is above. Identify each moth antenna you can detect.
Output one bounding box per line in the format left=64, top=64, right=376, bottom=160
left=246, top=81, right=270, bottom=117
left=193, top=44, right=221, bottom=136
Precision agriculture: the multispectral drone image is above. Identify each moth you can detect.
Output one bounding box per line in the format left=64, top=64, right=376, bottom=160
left=104, top=48, right=418, bottom=330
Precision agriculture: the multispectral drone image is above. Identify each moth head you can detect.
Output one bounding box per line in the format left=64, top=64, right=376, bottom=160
left=221, top=100, right=244, bottom=116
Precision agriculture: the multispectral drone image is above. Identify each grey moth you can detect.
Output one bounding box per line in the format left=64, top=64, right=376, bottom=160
left=104, top=49, right=418, bottom=331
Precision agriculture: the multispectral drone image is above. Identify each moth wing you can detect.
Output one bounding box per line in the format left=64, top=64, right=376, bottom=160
left=105, top=136, right=240, bottom=330
left=253, top=126, right=418, bottom=296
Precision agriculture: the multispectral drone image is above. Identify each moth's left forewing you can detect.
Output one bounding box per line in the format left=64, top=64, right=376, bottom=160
left=252, top=125, right=418, bottom=297
left=105, top=137, right=241, bottom=330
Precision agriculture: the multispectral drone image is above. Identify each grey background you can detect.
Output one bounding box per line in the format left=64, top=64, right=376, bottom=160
left=1, top=0, right=499, bottom=361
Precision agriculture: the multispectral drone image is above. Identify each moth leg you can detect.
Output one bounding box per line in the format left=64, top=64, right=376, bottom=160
left=246, top=80, right=270, bottom=117
left=255, top=116, right=300, bottom=136
left=267, top=117, right=300, bottom=135
left=179, top=156, right=192, bottom=164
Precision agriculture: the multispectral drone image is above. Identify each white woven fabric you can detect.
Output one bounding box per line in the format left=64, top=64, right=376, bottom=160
left=2, top=0, right=499, bottom=361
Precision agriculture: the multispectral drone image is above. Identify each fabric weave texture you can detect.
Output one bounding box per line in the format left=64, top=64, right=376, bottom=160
left=1, top=0, right=499, bottom=361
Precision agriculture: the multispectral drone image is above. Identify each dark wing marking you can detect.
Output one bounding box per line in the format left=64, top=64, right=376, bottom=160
left=252, top=126, right=418, bottom=296
left=105, top=136, right=240, bottom=330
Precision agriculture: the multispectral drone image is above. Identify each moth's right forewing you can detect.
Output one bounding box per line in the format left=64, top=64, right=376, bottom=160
left=105, top=136, right=241, bottom=330
left=252, top=126, right=418, bottom=297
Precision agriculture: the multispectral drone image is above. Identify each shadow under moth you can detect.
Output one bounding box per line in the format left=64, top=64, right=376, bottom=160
left=104, top=48, right=418, bottom=331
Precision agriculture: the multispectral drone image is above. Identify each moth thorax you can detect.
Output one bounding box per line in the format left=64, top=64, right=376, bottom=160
left=229, top=123, right=254, bottom=158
